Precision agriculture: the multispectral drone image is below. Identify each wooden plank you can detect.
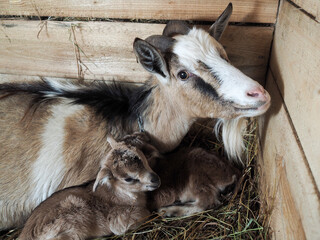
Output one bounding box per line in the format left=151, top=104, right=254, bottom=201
left=0, top=0, right=278, bottom=23
left=270, top=0, right=320, bottom=188
left=0, top=74, right=75, bottom=83
left=292, top=0, right=320, bottom=21
left=258, top=71, right=320, bottom=239
left=0, top=20, right=273, bottom=83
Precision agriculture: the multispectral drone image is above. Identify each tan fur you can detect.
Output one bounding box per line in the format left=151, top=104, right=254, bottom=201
left=149, top=148, right=241, bottom=217
left=58, top=108, right=111, bottom=188
left=18, top=134, right=159, bottom=240
left=0, top=94, right=54, bottom=227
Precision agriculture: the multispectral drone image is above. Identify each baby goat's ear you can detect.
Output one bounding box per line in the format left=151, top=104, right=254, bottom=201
left=133, top=38, right=169, bottom=84
left=93, top=167, right=113, bottom=192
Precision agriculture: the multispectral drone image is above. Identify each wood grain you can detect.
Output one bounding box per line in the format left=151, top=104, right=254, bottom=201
left=258, top=72, right=320, bottom=240
left=0, top=0, right=278, bottom=23
left=0, top=20, right=273, bottom=83
left=292, top=0, right=320, bottom=21
left=270, top=0, right=320, bottom=188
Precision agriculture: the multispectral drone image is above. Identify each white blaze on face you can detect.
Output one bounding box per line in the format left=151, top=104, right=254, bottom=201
left=173, top=28, right=270, bottom=112
left=173, top=27, right=271, bottom=162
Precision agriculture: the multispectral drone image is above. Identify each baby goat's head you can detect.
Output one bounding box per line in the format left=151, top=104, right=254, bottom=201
left=93, top=133, right=161, bottom=193
left=133, top=3, right=271, bottom=160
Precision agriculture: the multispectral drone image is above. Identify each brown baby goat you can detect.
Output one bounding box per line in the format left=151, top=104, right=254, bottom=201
left=149, top=147, right=241, bottom=217
left=19, top=134, right=160, bottom=240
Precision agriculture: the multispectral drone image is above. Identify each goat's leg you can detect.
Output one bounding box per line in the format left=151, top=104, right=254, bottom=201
left=158, top=201, right=205, bottom=217
left=108, top=206, right=150, bottom=235
left=44, top=231, right=84, bottom=240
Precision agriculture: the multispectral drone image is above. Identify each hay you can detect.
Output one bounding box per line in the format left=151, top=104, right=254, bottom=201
left=96, top=118, right=270, bottom=240
left=0, top=118, right=270, bottom=240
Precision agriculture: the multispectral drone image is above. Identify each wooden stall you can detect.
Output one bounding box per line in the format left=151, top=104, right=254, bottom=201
left=0, top=0, right=276, bottom=83
left=0, top=0, right=319, bottom=238
left=258, top=0, right=320, bottom=239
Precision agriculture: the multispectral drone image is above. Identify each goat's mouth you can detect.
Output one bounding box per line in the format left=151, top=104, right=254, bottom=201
left=146, top=184, right=160, bottom=191
left=232, top=100, right=270, bottom=114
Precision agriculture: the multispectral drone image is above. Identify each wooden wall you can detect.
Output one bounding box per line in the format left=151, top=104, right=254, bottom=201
left=5, top=0, right=319, bottom=238
left=0, top=0, right=277, bottom=84
left=259, top=0, right=320, bottom=239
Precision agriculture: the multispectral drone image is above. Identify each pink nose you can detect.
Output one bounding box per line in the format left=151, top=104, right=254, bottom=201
left=246, top=86, right=268, bottom=101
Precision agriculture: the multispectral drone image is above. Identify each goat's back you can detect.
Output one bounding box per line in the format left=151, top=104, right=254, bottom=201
left=0, top=94, right=110, bottom=230
left=19, top=182, right=105, bottom=240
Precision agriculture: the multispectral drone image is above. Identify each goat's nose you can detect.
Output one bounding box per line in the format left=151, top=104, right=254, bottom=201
left=150, top=173, right=161, bottom=186
left=246, top=86, right=269, bottom=102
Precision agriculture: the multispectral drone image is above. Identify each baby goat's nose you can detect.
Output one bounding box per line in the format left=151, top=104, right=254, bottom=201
left=150, top=173, right=161, bottom=186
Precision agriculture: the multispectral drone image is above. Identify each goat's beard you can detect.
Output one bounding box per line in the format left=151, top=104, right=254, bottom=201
left=215, top=117, right=247, bottom=164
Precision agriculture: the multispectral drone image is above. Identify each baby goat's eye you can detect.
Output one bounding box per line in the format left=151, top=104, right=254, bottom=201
left=124, top=177, right=139, bottom=183
left=177, top=71, right=189, bottom=80
left=124, top=177, right=134, bottom=182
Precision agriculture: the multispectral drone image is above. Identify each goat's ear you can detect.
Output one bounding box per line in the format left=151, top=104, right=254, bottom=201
left=209, top=3, right=232, bottom=41
left=93, top=167, right=113, bottom=192
left=162, top=21, right=190, bottom=37
left=133, top=38, right=169, bottom=84
left=107, top=136, right=118, bottom=149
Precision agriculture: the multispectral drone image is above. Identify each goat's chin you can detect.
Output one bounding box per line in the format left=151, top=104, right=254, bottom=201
left=232, top=100, right=271, bottom=118
left=145, top=185, right=159, bottom=191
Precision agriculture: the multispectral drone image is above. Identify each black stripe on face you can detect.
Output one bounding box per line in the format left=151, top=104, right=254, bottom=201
left=198, top=61, right=223, bottom=84
left=191, top=76, right=219, bottom=100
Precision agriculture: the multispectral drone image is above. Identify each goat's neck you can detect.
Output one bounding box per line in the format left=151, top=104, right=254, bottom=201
left=142, top=80, right=195, bottom=152
left=94, top=184, right=146, bottom=207
left=113, top=186, right=146, bottom=207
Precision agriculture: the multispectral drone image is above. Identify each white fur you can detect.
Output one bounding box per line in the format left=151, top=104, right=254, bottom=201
left=173, top=28, right=265, bottom=107
left=173, top=28, right=266, bottom=161
left=30, top=101, right=84, bottom=206
left=215, top=118, right=246, bottom=163
left=159, top=203, right=203, bottom=217
left=43, top=79, right=81, bottom=97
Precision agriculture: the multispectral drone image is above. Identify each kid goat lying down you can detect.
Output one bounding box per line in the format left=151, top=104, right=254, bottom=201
left=19, top=132, right=241, bottom=239
left=19, top=134, right=160, bottom=240
left=149, top=147, right=241, bottom=217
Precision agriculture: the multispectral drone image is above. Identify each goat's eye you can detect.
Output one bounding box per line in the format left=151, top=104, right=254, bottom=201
left=177, top=71, right=189, bottom=80
left=124, top=177, right=134, bottom=182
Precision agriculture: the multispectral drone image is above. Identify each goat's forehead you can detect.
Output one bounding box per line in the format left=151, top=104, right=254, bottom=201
left=111, top=148, right=144, bottom=165
left=172, top=28, right=223, bottom=70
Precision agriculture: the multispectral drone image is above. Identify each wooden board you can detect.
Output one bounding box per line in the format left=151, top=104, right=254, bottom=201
left=0, top=20, right=273, bottom=83
left=292, top=0, right=320, bottom=21
left=0, top=0, right=278, bottom=23
left=258, top=71, right=320, bottom=239
left=270, top=0, right=320, bottom=188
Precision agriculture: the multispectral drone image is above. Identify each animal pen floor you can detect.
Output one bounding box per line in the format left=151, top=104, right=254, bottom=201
left=0, top=118, right=270, bottom=240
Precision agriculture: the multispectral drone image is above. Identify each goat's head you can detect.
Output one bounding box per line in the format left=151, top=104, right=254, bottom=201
left=93, top=134, right=161, bottom=193
left=133, top=3, right=270, bottom=161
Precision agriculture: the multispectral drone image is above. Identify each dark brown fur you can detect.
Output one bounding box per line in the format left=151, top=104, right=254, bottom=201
left=148, top=148, right=241, bottom=216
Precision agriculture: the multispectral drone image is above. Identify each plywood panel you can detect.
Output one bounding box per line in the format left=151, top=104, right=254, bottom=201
left=0, top=0, right=278, bottom=23
left=258, top=72, right=320, bottom=239
left=292, top=0, right=320, bottom=21
left=0, top=20, right=273, bottom=83
left=270, top=0, right=320, bottom=188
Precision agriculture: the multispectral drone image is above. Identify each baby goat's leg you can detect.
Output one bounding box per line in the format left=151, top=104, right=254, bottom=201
left=109, top=206, right=150, bottom=235
left=159, top=202, right=205, bottom=217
